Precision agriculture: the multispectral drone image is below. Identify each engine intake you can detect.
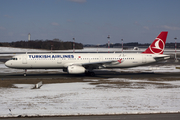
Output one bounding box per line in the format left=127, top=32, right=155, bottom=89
left=67, top=65, right=85, bottom=74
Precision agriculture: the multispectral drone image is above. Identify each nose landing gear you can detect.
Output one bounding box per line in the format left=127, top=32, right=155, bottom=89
left=24, top=69, right=27, bottom=76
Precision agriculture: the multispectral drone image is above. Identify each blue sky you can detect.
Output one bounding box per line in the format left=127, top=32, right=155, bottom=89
left=0, top=0, right=180, bottom=44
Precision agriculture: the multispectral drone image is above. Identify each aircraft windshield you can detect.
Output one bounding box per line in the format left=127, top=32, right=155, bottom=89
left=11, top=58, right=18, bottom=60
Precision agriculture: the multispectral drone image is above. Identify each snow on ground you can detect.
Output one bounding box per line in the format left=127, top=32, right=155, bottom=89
left=1, top=46, right=179, bottom=53
left=0, top=47, right=49, bottom=53
left=0, top=46, right=139, bottom=53
left=0, top=80, right=180, bottom=117
left=0, top=47, right=142, bottom=56
left=0, top=47, right=50, bottom=56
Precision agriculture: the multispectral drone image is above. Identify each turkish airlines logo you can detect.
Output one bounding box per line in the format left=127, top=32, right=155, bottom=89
left=117, top=58, right=123, bottom=63
left=149, top=38, right=164, bottom=54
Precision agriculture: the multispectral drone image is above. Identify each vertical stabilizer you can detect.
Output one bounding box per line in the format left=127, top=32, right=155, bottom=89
left=142, top=31, right=168, bottom=54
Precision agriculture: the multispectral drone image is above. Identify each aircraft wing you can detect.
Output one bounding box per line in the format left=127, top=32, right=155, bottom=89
left=73, top=59, right=123, bottom=69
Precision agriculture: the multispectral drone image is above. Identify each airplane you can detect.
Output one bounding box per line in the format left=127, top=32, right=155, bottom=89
left=5, top=31, right=170, bottom=76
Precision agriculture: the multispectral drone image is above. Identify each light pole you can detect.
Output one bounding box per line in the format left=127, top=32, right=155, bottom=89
left=107, top=35, right=110, bottom=53
left=174, top=37, right=178, bottom=62
left=73, top=38, right=75, bottom=53
left=121, top=39, right=123, bottom=53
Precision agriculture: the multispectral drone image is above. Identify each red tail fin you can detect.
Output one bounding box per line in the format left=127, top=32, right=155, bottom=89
left=142, top=31, right=168, bottom=54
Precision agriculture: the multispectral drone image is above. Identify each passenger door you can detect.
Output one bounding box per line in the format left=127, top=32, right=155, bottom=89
left=22, top=55, right=27, bottom=64
left=142, top=55, right=146, bottom=63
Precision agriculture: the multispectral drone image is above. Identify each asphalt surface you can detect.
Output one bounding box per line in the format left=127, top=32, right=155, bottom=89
left=1, top=70, right=180, bottom=80
left=1, top=113, right=180, bottom=120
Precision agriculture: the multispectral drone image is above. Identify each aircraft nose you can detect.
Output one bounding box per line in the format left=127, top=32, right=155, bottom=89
left=5, top=61, right=11, bottom=67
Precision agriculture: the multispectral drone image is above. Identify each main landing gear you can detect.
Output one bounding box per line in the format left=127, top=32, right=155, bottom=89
left=85, top=71, right=95, bottom=76
left=24, top=69, right=27, bottom=76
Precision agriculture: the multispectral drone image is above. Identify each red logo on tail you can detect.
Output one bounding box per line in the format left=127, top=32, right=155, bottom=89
left=149, top=38, right=165, bottom=54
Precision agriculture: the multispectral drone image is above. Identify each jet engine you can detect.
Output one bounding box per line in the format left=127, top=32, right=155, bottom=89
left=67, top=65, right=85, bottom=74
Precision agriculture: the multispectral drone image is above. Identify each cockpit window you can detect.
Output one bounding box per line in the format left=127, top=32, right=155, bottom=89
left=11, top=58, right=18, bottom=60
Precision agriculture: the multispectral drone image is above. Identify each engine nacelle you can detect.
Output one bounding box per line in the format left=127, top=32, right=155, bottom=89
left=67, top=65, right=85, bottom=74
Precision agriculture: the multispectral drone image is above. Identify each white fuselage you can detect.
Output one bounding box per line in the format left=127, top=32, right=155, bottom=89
left=5, top=53, right=159, bottom=69
left=5, top=31, right=170, bottom=75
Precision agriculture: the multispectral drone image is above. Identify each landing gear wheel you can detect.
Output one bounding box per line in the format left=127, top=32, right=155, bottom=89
left=24, top=73, right=26, bottom=77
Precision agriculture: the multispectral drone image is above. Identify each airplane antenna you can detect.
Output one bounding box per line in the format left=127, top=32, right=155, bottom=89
left=107, top=35, right=110, bottom=53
